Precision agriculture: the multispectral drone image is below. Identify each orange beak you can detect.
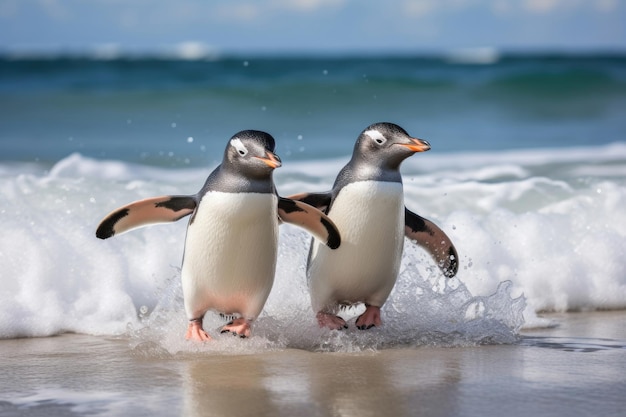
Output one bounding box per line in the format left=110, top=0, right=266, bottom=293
left=256, top=151, right=282, bottom=169
left=400, top=138, right=431, bottom=153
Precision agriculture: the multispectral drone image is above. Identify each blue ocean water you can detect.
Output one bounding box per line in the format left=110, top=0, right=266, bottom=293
left=0, top=53, right=625, bottom=344
left=1, top=53, right=625, bottom=165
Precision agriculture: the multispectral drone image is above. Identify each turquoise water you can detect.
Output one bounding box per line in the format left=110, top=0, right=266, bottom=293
left=1, top=53, right=624, bottom=165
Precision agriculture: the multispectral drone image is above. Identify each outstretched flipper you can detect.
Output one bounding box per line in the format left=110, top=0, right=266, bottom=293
left=404, top=207, right=459, bottom=277
left=287, top=192, right=332, bottom=213
left=96, top=195, right=197, bottom=239
left=278, top=197, right=341, bottom=249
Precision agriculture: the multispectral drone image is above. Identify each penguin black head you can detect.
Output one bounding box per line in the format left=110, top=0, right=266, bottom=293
left=353, top=122, right=430, bottom=170
left=224, top=130, right=282, bottom=178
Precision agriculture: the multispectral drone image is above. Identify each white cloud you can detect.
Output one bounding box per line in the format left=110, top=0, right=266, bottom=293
left=522, top=0, right=564, bottom=14
left=216, top=3, right=260, bottom=21
left=402, top=0, right=497, bottom=18
left=211, top=0, right=345, bottom=23
left=197, top=0, right=348, bottom=24
left=596, top=0, right=619, bottom=12
left=521, top=0, right=619, bottom=15
left=38, top=0, right=71, bottom=20
left=272, top=0, right=346, bottom=12
left=403, top=0, right=438, bottom=18
left=403, top=0, right=621, bottom=17
left=0, top=0, right=18, bottom=18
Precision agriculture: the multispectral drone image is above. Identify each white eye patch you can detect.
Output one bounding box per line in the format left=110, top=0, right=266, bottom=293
left=364, top=129, right=386, bottom=144
left=230, top=138, right=248, bottom=156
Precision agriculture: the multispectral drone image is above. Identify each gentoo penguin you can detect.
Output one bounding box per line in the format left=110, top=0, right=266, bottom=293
left=288, top=123, right=458, bottom=330
left=96, top=130, right=341, bottom=341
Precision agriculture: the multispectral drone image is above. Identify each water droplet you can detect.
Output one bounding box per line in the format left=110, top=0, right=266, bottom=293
left=243, top=61, right=249, bottom=67
left=322, top=69, right=328, bottom=75
left=297, top=135, right=303, bottom=140
left=171, top=122, right=177, bottom=128
left=187, top=137, right=194, bottom=143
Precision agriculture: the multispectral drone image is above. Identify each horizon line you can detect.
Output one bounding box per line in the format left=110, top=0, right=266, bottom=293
left=1, top=44, right=625, bottom=62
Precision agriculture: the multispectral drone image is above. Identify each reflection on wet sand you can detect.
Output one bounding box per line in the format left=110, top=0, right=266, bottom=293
left=0, top=312, right=623, bottom=416
left=182, top=354, right=274, bottom=417
left=181, top=349, right=463, bottom=417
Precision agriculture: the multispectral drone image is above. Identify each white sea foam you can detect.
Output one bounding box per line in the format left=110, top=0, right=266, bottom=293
left=1, top=145, right=625, bottom=347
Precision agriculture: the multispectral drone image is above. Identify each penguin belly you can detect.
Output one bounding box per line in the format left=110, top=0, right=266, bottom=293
left=181, top=192, right=278, bottom=320
left=308, top=181, right=404, bottom=312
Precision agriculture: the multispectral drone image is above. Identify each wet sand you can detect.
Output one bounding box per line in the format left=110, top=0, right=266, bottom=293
left=1, top=311, right=625, bottom=417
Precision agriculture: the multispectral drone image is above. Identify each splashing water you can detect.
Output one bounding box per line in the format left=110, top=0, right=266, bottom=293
left=2, top=146, right=624, bottom=349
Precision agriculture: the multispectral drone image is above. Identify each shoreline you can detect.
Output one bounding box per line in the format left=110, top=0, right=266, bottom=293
left=1, top=311, right=625, bottom=416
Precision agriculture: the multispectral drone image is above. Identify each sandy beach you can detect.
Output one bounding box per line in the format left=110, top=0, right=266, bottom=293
left=0, top=310, right=624, bottom=417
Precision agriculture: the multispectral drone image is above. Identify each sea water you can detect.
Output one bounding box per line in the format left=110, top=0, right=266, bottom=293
left=0, top=54, right=624, bottom=350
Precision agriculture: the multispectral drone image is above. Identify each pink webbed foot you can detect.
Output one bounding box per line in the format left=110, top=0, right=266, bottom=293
left=186, top=318, right=212, bottom=341
left=355, top=305, right=382, bottom=330
left=220, top=318, right=252, bottom=338
left=316, top=311, right=348, bottom=330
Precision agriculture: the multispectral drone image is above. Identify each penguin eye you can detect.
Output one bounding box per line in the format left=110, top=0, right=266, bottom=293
left=230, top=138, right=249, bottom=156
left=364, top=129, right=387, bottom=146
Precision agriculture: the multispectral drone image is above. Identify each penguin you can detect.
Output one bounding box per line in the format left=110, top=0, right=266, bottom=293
left=96, top=130, right=341, bottom=341
left=288, top=123, right=458, bottom=330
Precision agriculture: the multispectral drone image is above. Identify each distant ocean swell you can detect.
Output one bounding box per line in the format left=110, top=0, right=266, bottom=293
left=2, top=55, right=624, bottom=90
left=1, top=54, right=625, bottom=165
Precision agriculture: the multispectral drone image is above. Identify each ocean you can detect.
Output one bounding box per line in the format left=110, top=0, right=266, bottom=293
left=0, top=53, right=625, bottom=349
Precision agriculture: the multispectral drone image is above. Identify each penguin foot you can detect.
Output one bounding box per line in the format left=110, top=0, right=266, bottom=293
left=220, top=318, right=251, bottom=338
left=186, top=319, right=212, bottom=341
left=356, top=305, right=382, bottom=330
left=316, top=312, right=348, bottom=330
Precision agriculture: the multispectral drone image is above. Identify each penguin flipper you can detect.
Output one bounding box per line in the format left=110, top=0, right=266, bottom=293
left=286, top=192, right=332, bottom=213
left=404, top=207, right=459, bottom=278
left=278, top=197, right=341, bottom=249
left=96, top=195, right=197, bottom=239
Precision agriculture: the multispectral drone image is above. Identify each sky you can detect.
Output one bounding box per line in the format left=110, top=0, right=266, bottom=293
left=0, top=0, right=624, bottom=56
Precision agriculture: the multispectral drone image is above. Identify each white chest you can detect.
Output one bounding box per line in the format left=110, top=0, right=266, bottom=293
left=307, top=181, right=405, bottom=308
left=181, top=192, right=278, bottom=318
left=310, top=181, right=404, bottom=277
left=330, top=181, right=404, bottom=244
left=187, top=191, right=277, bottom=248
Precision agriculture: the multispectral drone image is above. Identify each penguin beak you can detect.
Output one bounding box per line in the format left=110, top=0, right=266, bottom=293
left=400, top=138, right=431, bottom=153
left=256, top=151, right=282, bottom=169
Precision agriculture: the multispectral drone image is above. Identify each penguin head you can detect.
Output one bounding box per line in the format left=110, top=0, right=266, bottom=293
left=353, top=122, right=430, bottom=170
left=224, top=130, right=282, bottom=178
